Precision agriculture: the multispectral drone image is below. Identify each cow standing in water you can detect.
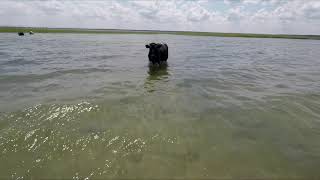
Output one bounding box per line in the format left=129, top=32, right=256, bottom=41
left=145, top=43, right=168, bottom=65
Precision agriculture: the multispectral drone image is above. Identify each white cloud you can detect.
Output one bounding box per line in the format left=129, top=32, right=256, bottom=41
left=242, top=0, right=261, bottom=5
left=227, top=6, right=247, bottom=22
left=182, top=1, right=211, bottom=22
left=0, top=0, right=319, bottom=34
left=223, top=0, right=232, bottom=5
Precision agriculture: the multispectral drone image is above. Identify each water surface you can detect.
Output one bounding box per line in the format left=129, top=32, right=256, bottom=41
left=1, top=33, right=320, bottom=179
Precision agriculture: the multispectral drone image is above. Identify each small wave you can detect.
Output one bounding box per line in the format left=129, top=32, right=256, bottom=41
left=32, top=83, right=61, bottom=92
left=59, top=68, right=111, bottom=74
left=0, top=68, right=111, bottom=83
left=0, top=52, right=8, bottom=56
left=1, top=58, right=40, bottom=66
left=275, top=84, right=289, bottom=89
left=90, top=55, right=122, bottom=60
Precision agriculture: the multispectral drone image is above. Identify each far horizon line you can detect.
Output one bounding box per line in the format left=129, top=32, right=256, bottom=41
left=1, top=25, right=319, bottom=36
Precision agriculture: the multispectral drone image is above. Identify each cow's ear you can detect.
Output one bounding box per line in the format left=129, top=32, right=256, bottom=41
left=145, top=45, right=150, bottom=48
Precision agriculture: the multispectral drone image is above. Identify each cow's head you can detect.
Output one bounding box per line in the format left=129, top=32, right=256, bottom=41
left=146, top=43, right=162, bottom=62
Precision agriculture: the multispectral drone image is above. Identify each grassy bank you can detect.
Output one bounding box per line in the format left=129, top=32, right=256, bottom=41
left=1, top=26, right=320, bottom=40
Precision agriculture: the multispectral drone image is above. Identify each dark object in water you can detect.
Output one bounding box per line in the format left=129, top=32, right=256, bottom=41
left=18, top=32, right=24, bottom=36
left=29, top=31, right=34, bottom=35
left=145, top=43, right=168, bottom=64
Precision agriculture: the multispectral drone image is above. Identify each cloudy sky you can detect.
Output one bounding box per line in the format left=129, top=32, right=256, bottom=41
left=1, top=0, right=320, bottom=35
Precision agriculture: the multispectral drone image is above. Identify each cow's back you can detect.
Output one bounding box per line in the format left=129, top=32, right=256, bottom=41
left=159, top=44, right=168, bottom=61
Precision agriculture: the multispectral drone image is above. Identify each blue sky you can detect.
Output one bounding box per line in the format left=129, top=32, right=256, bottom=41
left=0, top=0, right=320, bottom=35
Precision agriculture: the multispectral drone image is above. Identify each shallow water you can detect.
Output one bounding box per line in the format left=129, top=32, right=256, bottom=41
left=0, top=33, right=320, bottom=179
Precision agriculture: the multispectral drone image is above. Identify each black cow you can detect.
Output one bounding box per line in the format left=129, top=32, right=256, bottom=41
left=18, top=32, right=24, bottom=36
left=145, top=43, right=168, bottom=64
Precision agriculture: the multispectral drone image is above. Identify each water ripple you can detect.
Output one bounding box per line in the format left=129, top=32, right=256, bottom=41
left=1, top=33, right=320, bottom=178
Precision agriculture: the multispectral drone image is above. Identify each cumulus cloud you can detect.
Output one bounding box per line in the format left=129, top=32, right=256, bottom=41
left=0, top=0, right=319, bottom=34
left=182, top=1, right=211, bottom=22
left=242, top=0, right=261, bottom=5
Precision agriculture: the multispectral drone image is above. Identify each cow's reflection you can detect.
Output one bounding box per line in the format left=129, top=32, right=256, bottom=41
left=144, top=63, right=170, bottom=92
left=148, top=62, right=169, bottom=78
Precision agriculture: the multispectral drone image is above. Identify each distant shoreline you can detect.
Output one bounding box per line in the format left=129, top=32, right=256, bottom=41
left=1, top=26, right=319, bottom=40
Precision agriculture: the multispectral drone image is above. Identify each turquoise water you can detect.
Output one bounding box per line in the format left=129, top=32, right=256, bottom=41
left=0, top=33, right=320, bottom=179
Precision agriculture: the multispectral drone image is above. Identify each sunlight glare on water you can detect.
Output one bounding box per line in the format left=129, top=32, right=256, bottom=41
left=0, top=33, right=320, bottom=179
